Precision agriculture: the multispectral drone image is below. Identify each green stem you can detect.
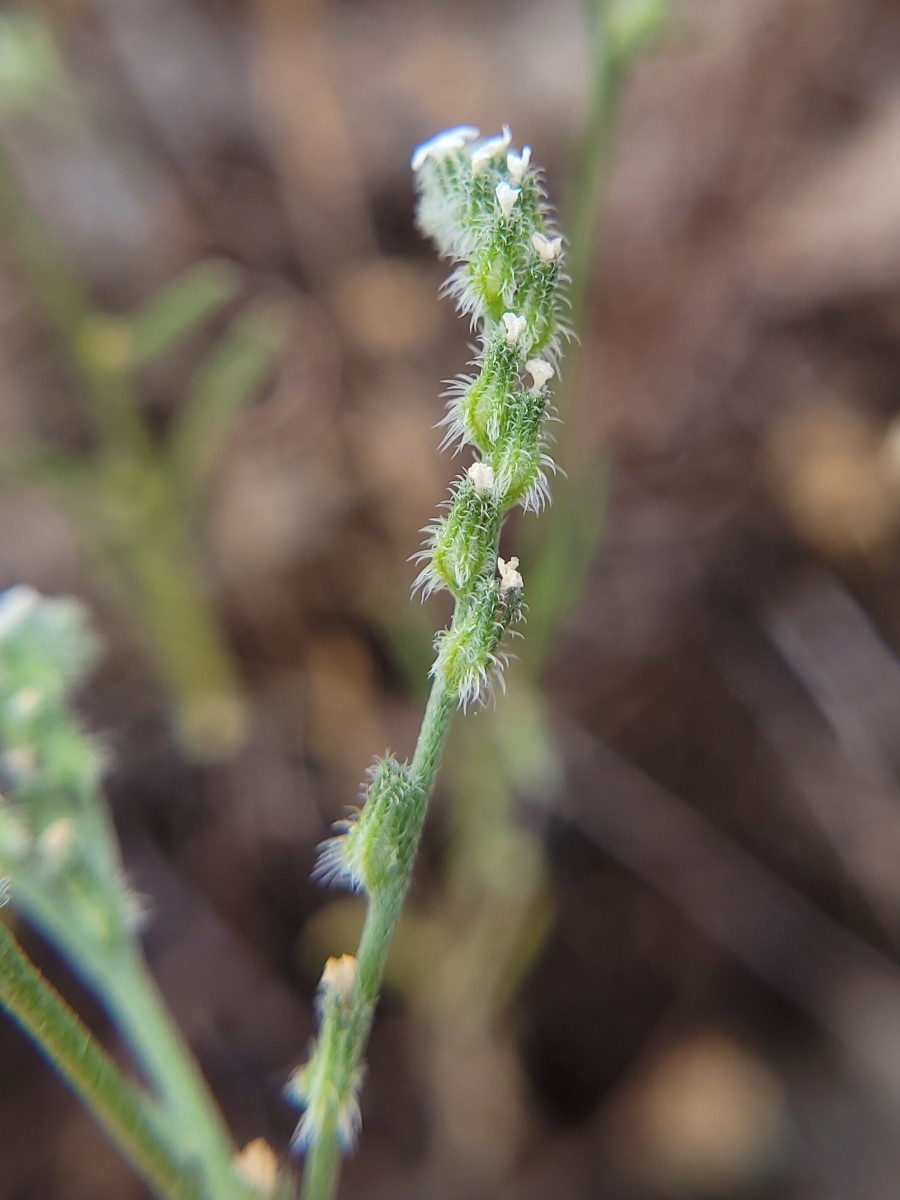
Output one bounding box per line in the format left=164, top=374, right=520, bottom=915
left=567, top=0, right=622, bottom=336
left=0, top=922, right=203, bottom=1200
left=10, top=878, right=251, bottom=1199
left=301, top=679, right=456, bottom=1199
left=100, top=945, right=253, bottom=1200
left=300, top=1129, right=341, bottom=1200
left=358, top=680, right=454, bottom=1003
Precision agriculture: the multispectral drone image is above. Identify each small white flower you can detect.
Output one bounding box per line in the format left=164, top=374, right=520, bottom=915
left=467, top=462, right=495, bottom=493
left=471, top=126, right=513, bottom=175
left=495, top=181, right=521, bottom=218
left=531, top=232, right=563, bottom=262
left=497, top=556, right=523, bottom=592
left=502, top=312, right=527, bottom=343
left=525, top=358, right=554, bottom=392
left=507, top=145, right=532, bottom=182
left=411, top=125, right=480, bottom=171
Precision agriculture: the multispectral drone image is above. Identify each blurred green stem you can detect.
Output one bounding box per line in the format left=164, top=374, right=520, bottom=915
left=0, top=922, right=203, bottom=1200
left=568, top=0, right=622, bottom=336
left=100, top=943, right=253, bottom=1199
left=0, top=141, right=245, bottom=758
left=10, top=888, right=256, bottom=1199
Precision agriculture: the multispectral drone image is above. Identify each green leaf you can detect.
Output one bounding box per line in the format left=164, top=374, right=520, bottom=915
left=166, top=299, right=288, bottom=500
left=128, top=259, right=242, bottom=366
left=608, top=0, right=669, bottom=63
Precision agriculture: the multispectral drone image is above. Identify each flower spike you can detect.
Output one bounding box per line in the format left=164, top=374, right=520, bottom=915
left=293, top=131, right=568, bottom=1186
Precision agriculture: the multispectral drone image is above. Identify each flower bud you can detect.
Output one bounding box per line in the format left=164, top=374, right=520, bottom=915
left=419, top=474, right=500, bottom=599
left=315, top=757, right=419, bottom=895
left=495, top=181, right=521, bottom=218
left=433, top=575, right=524, bottom=707
left=467, top=461, right=495, bottom=494
left=287, top=954, right=366, bottom=1152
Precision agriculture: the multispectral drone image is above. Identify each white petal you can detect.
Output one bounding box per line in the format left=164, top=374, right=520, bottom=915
left=507, top=145, right=532, bottom=182
left=502, top=312, right=527, bottom=343
left=411, top=125, right=480, bottom=171
left=497, top=556, right=523, bottom=592
left=495, top=181, right=521, bottom=218
left=525, top=358, right=554, bottom=391
left=467, top=462, right=495, bottom=493
left=531, top=232, right=563, bottom=262
left=471, top=126, right=513, bottom=174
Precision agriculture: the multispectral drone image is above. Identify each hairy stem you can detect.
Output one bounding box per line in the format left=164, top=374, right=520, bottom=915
left=301, top=679, right=455, bottom=1199
left=297, top=124, right=566, bottom=1198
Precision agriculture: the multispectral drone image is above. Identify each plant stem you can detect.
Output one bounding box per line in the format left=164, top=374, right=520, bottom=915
left=0, top=922, right=203, bottom=1200
left=357, top=680, right=455, bottom=1003
left=301, top=679, right=455, bottom=1199
left=100, top=944, right=253, bottom=1200
left=300, top=1128, right=341, bottom=1200
left=568, top=0, right=622, bottom=335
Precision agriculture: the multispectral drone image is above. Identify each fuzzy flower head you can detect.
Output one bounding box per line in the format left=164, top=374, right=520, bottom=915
left=412, top=123, right=564, bottom=618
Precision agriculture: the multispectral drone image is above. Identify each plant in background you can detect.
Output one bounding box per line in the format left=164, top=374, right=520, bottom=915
left=0, top=162, right=284, bottom=760
left=0, top=586, right=283, bottom=1199
left=288, top=125, right=569, bottom=1200
left=0, top=12, right=285, bottom=761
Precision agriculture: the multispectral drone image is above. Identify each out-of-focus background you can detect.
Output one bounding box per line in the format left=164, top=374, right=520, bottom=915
left=3, top=0, right=900, bottom=1196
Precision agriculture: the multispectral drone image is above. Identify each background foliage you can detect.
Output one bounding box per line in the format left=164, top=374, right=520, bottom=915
left=3, top=1, right=900, bottom=1198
